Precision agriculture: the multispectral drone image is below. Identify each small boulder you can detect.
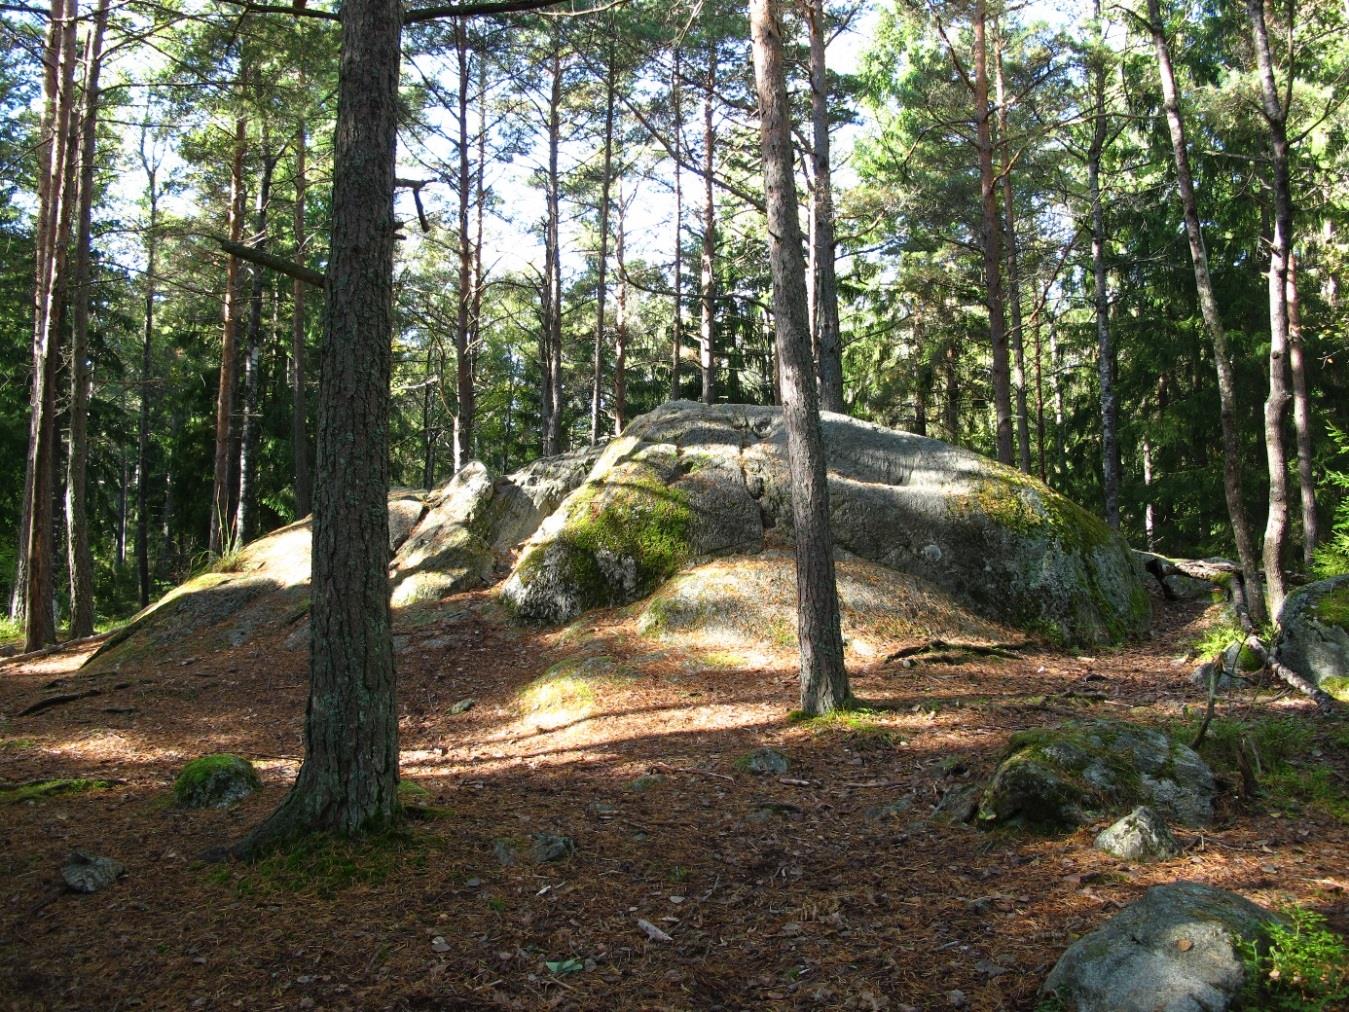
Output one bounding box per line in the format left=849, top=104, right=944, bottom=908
left=1094, top=805, right=1181, bottom=861
left=738, top=747, right=790, bottom=775
left=1041, top=881, right=1281, bottom=1011
left=173, top=754, right=261, bottom=809
left=978, top=720, right=1214, bottom=831
left=531, top=832, right=575, bottom=863
left=62, top=851, right=125, bottom=893
left=1274, top=575, right=1349, bottom=702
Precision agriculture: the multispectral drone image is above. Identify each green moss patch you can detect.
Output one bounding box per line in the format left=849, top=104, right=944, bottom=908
left=173, top=753, right=261, bottom=808
left=1312, top=586, right=1349, bottom=629
left=207, top=828, right=432, bottom=900
left=1, top=777, right=115, bottom=805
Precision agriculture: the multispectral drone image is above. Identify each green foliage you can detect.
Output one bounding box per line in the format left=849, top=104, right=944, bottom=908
left=1241, top=906, right=1349, bottom=1011
left=1312, top=425, right=1349, bottom=579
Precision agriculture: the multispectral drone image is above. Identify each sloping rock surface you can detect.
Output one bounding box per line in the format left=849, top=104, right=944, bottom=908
left=1274, top=575, right=1349, bottom=701
left=502, top=401, right=1149, bottom=644
left=83, top=452, right=598, bottom=671
left=1041, top=882, right=1279, bottom=1011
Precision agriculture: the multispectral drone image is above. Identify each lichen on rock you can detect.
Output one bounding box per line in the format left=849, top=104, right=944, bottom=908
left=977, top=720, right=1214, bottom=831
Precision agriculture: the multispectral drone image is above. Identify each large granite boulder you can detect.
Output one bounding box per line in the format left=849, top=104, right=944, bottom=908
left=1041, top=882, right=1280, bottom=1011
left=389, top=462, right=540, bottom=606
left=977, top=720, right=1215, bottom=831
left=502, top=401, right=1149, bottom=644
left=1274, top=575, right=1349, bottom=702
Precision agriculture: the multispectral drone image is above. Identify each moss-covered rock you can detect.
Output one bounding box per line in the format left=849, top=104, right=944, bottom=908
left=173, top=754, right=261, bottom=808
left=1274, top=575, right=1349, bottom=700
left=503, top=402, right=1149, bottom=644
left=977, top=720, right=1214, bottom=831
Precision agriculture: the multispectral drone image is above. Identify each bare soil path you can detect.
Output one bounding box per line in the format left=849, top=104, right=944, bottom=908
left=2, top=590, right=1346, bottom=1010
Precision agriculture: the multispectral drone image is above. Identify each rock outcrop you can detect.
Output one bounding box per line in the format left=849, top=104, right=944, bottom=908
left=1274, top=575, right=1349, bottom=701
left=84, top=450, right=600, bottom=671
left=977, top=720, right=1215, bottom=831
left=502, top=401, right=1149, bottom=645
left=1041, top=882, right=1280, bottom=1011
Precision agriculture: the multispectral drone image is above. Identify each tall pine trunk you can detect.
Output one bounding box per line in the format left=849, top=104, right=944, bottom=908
left=805, top=0, right=843, bottom=413
left=1088, top=0, right=1119, bottom=526
left=993, top=24, right=1030, bottom=472
left=614, top=189, right=628, bottom=432
left=542, top=39, right=564, bottom=455
left=210, top=118, right=247, bottom=555
left=670, top=49, right=683, bottom=401
left=23, top=0, right=79, bottom=649
left=750, top=0, right=848, bottom=716
left=240, top=0, right=402, bottom=853
left=292, top=117, right=312, bottom=518
left=590, top=42, right=616, bottom=445
left=699, top=50, right=718, bottom=405
left=453, top=24, right=475, bottom=469
left=973, top=0, right=1014, bottom=465
left=1147, top=0, right=1267, bottom=625
left=235, top=146, right=277, bottom=545
left=65, top=0, right=110, bottom=637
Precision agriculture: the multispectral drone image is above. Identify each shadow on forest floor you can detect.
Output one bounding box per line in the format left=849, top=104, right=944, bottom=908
left=1, top=586, right=1346, bottom=1011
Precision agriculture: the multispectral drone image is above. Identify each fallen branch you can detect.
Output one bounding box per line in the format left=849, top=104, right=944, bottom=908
left=18, top=688, right=103, bottom=717
left=0, top=631, right=112, bottom=668
left=886, top=639, right=1032, bottom=663
left=1241, top=634, right=1336, bottom=714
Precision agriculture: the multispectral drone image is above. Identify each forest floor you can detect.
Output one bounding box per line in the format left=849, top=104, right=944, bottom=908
left=1, top=585, right=1347, bottom=1011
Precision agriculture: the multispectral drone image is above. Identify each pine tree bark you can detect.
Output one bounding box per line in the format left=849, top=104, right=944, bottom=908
left=23, top=0, right=79, bottom=649
left=973, top=0, right=1014, bottom=465
left=589, top=42, right=616, bottom=446
left=453, top=23, right=476, bottom=469
left=542, top=38, right=564, bottom=455
left=614, top=190, right=628, bottom=431
left=670, top=48, right=683, bottom=401
left=65, top=0, right=109, bottom=638
left=699, top=49, right=718, bottom=405
left=993, top=24, right=1029, bottom=472
left=239, top=0, right=402, bottom=853
left=235, top=145, right=278, bottom=545
left=1247, top=0, right=1292, bottom=616
left=750, top=0, right=849, bottom=716
left=1287, top=251, right=1317, bottom=562
left=1087, top=0, right=1119, bottom=527
left=210, top=118, right=247, bottom=555
left=805, top=0, right=843, bottom=413
left=1146, top=0, right=1267, bottom=625
left=292, top=118, right=312, bottom=518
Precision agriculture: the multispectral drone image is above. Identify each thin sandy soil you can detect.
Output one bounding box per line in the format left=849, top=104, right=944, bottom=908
left=1, top=588, right=1346, bottom=1011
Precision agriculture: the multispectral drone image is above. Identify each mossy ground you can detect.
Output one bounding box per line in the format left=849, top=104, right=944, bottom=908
left=207, top=827, right=437, bottom=901
left=1, top=777, right=115, bottom=805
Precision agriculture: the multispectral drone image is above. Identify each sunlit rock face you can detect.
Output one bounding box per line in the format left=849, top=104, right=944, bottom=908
left=502, top=401, right=1150, bottom=647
